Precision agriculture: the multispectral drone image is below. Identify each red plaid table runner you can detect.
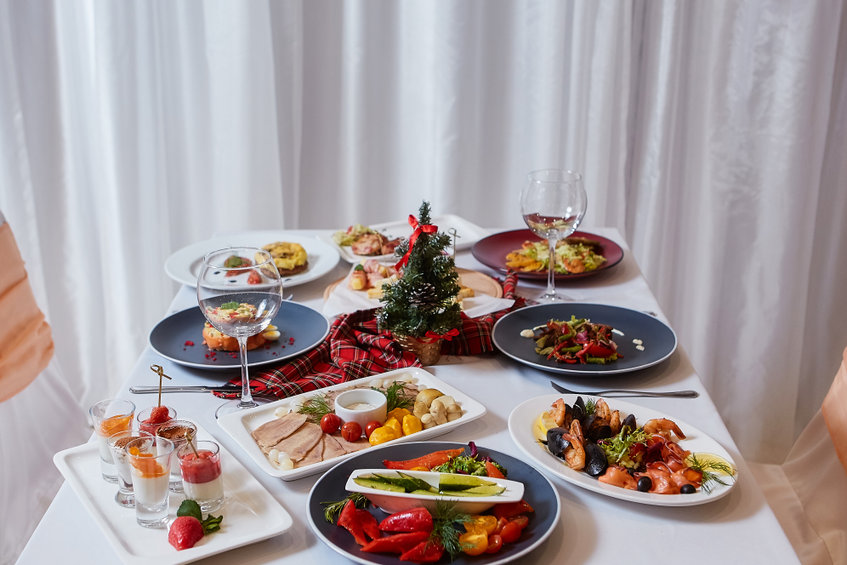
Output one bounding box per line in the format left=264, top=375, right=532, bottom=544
left=216, top=271, right=524, bottom=399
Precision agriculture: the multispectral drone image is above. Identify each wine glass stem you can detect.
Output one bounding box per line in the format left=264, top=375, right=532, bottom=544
left=237, top=336, right=255, bottom=408
left=546, top=237, right=558, bottom=298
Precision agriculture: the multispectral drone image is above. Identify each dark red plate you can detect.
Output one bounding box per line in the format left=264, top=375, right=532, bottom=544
left=471, top=229, right=624, bottom=280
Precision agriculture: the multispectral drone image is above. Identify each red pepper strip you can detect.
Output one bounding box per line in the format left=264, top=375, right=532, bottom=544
left=485, top=461, right=505, bottom=479
left=357, top=509, right=382, bottom=541
left=492, top=499, right=535, bottom=520
left=337, top=500, right=370, bottom=545
left=361, top=531, right=430, bottom=554
left=378, top=507, right=433, bottom=533
left=585, top=342, right=615, bottom=357
left=399, top=539, right=445, bottom=563
left=382, top=448, right=466, bottom=470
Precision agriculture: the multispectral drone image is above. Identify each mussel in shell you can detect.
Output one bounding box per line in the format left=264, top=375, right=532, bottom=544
left=546, top=427, right=570, bottom=458
left=582, top=414, right=613, bottom=442
left=584, top=443, right=608, bottom=476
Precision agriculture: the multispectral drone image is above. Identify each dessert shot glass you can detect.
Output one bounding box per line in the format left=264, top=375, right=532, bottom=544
left=126, top=436, right=174, bottom=528
left=107, top=430, right=152, bottom=508
left=89, top=398, right=136, bottom=483
left=136, top=405, right=177, bottom=435
left=155, top=418, right=197, bottom=492
left=178, top=440, right=225, bottom=512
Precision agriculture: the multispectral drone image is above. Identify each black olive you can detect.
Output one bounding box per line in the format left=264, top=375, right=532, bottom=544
left=584, top=443, right=608, bottom=476
left=680, top=484, right=696, bottom=494
left=546, top=427, right=570, bottom=458
left=637, top=476, right=652, bottom=492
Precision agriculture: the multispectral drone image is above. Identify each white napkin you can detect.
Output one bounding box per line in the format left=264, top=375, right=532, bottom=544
left=322, top=269, right=514, bottom=319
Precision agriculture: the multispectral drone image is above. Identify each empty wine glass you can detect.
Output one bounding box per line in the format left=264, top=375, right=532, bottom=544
left=197, top=247, right=283, bottom=418
left=520, top=169, right=587, bottom=302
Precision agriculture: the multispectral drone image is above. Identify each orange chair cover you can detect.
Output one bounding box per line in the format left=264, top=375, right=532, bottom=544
left=0, top=222, right=54, bottom=401
left=821, top=346, right=847, bottom=475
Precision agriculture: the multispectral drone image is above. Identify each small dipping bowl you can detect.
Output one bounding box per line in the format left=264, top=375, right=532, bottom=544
left=334, top=389, right=387, bottom=430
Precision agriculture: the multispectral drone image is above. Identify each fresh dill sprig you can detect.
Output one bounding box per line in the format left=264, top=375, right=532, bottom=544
left=374, top=381, right=414, bottom=412
left=320, top=492, right=369, bottom=523
left=686, top=454, right=736, bottom=494
left=430, top=499, right=471, bottom=558
left=296, top=393, right=333, bottom=423
left=584, top=398, right=596, bottom=415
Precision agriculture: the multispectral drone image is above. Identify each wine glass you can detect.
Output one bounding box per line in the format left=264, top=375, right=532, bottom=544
left=520, top=169, right=587, bottom=302
left=197, top=247, right=283, bottom=418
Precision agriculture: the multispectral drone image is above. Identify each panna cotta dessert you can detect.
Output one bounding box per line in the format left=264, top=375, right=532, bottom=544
left=125, top=436, right=175, bottom=528
left=89, top=398, right=135, bottom=483
left=178, top=440, right=224, bottom=512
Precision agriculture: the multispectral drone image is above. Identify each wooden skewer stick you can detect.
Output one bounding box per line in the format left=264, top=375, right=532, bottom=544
left=149, top=364, right=172, bottom=408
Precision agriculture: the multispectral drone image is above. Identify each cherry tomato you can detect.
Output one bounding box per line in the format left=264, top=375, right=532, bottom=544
left=320, top=413, right=342, bottom=434
left=364, top=420, right=381, bottom=439
left=499, top=521, right=522, bottom=544
left=341, top=421, right=363, bottom=442
left=484, top=534, right=503, bottom=554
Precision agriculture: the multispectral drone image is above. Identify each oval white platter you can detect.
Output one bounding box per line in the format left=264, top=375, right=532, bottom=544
left=508, top=393, right=738, bottom=507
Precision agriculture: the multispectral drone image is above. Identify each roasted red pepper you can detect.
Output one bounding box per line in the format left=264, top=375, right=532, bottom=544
left=399, top=539, right=445, bottom=563
left=378, top=507, right=433, bottom=533
left=484, top=460, right=506, bottom=478
left=382, top=448, right=465, bottom=470
left=361, top=531, right=429, bottom=554
left=492, top=499, right=534, bottom=520
left=337, top=500, right=380, bottom=545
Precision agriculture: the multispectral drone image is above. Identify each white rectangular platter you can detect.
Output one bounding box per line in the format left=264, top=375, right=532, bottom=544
left=53, top=424, right=293, bottom=565
left=323, top=214, right=490, bottom=264
left=217, top=367, right=487, bottom=481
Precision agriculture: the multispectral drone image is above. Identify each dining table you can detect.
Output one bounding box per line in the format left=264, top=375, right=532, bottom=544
left=17, top=226, right=800, bottom=564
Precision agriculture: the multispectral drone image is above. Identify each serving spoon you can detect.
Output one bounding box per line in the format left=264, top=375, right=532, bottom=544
left=550, top=381, right=699, bottom=399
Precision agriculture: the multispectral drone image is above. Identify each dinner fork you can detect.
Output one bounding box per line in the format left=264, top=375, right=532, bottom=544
left=550, top=380, right=699, bottom=398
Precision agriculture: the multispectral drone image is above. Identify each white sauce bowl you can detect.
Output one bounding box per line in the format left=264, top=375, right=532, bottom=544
left=334, top=388, right=387, bottom=429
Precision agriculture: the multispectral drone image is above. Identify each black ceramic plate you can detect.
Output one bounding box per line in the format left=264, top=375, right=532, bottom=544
left=492, top=303, right=677, bottom=375
left=471, top=229, right=624, bottom=280
left=307, top=441, right=560, bottom=565
left=148, top=303, right=329, bottom=370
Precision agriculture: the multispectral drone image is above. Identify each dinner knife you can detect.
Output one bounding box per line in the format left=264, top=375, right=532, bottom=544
left=129, top=385, right=244, bottom=394
left=550, top=381, right=699, bottom=398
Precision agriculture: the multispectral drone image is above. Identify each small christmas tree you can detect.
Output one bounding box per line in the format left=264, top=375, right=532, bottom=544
left=377, top=201, right=462, bottom=340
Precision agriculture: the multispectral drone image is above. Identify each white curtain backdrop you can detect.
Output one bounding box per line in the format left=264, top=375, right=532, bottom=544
left=2, top=0, right=846, bottom=559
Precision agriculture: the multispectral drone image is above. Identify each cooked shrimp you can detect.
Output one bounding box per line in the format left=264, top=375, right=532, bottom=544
left=598, top=465, right=637, bottom=490
left=548, top=398, right=569, bottom=427
left=594, top=399, right=611, bottom=422
left=643, top=418, right=686, bottom=440
left=562, top=432, right=585, bottom=471
left=609, top=410, right=622, bottom=435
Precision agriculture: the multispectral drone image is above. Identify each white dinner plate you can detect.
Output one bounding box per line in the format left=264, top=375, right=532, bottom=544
left=217, top=367, right=487, bottom=481
left=508, top=394, right=738, bottom=507
left=53, top=424, right=293, bottom=565
left=321, top=214, right=490, bottom=264
left=164, top=231, right=340, bottom=288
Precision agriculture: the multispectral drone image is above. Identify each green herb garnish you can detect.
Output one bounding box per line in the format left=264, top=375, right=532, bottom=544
left=373, top=381, right=414, bottom=412
left=220, top=301, right=240, bottom=310
left=430, top=500, right=471, bottom=558
left=224, top=255, right=248, bottom=268
left=177, top=499, right=224, bottom=534
left=598, top=427, right=650, bottom=469
left=320, top=492, right=369, bottom=523
left=296, top=393, right=334, bottom=423
left=686, top=454, right=736, bottom=494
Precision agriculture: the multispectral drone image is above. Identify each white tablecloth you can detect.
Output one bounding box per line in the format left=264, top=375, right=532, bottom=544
left=17, top=227, right=799, bottom=564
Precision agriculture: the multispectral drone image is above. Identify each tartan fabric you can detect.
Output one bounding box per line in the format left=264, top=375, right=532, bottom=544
left=216, top=271, right=524, bottom=399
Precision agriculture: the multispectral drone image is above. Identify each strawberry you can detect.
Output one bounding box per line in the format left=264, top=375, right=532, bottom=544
left=168, top=516, right=204, bottom=550
left=148, top=405, right=171, bottom=423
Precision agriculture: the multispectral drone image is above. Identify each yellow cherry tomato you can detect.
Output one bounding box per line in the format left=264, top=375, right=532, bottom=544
left=383, top=416, right=402, bottom=436
left=386, top=407, right=411, bottom=422
left=401, top=414, right=423, bottom=436
left=464, top=515, right=498, bottom=535
left=368, top=425, right=400, bottom=446
left=459, top=531, right=489, bottom=556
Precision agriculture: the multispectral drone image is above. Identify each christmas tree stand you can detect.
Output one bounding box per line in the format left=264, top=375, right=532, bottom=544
left=394, top=335, right=443, bottom=365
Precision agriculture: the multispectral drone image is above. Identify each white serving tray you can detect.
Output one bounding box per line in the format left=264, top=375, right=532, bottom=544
left=217, top=367, right=487, bottom=481
left=322, top=214, right=490, bottom=264
left=53, top=424, right=293, bottom=565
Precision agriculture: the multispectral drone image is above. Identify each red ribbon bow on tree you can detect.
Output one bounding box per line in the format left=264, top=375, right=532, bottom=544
left=394, top=214, right=437, bottom=269
left=424, top=328, right=460, bottom=342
